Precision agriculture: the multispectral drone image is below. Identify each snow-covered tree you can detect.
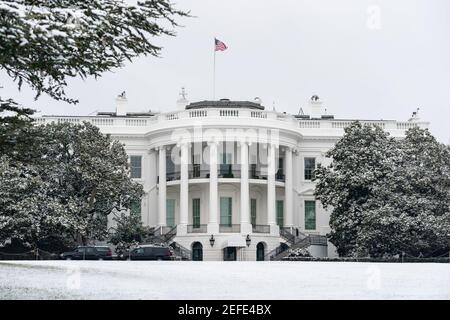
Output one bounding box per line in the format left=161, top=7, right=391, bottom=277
left=109, top=211, right=150, bottom=254
left=360, top=128, right=450, bottom=257
left=0, top=0, right=188, bottom=104
left=37, top=122, right=144, bottom=244
left=0, top=0, right=188, bottom=157
left=0, top=156, right=70, bottom=249
left=315, top=123, right=450, bottom=258
left=0, top=122, right=144, bottom=247
left=314, top=122, right=397, bottom=257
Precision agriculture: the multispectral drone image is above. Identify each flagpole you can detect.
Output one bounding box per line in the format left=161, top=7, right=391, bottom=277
left=213, top=38, right=216, bottom=100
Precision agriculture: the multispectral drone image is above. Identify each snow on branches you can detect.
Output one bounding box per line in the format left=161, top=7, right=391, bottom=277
left=314, top=122, right=450, bottom=258
left=0, top=0, right=188, bottom=103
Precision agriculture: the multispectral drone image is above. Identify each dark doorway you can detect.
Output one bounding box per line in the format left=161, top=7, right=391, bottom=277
left=256, top=242, right=265, bottom=261
left=223, top=247, right=237, bottom=261
left=192, top=242, right=203, bottom=261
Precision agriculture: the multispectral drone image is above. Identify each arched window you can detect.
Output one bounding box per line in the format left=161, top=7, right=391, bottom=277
left=256, top=242, right=265, bottom=261
left=192, top=242, right=203, bottom=261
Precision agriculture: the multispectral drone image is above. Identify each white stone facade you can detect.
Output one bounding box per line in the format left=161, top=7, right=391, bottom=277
left=36, top=95, right=429, bottom=261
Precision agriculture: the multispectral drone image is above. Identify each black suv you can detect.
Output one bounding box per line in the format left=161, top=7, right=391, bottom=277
left=60, top=246, right=113, bottom=260
left=119, top=245, right=172, bottom=261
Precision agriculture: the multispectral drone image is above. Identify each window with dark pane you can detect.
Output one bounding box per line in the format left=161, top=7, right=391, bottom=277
left=251, top=199, right=257, bottom=226
left=193, top=198, right=201, bottom=228
left=130, top=156, right=142, bottom=179
left=276, top=200, right=284, bottom=227
left=304, top=157, right=316, bottom=180
left=305, top=200, right=316, bottom=230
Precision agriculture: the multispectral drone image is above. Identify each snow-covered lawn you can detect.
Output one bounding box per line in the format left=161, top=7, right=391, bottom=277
left=0, top=261, right=448, bottom=300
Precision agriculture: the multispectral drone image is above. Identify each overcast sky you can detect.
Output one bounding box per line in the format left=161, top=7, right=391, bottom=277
left=1, top=0, right=449, bottom=142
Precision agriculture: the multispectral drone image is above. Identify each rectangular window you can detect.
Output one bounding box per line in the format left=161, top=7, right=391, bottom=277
left=130, top=156, right=142, bottom=179
left=220, top=197, right=232, bottom=226
left=304, top=157, right=316, bottom=180
left=192, top=154, right=201, bottom=178
left=305, top=200, right=316, bottom=230
left=220, top=153, right=233, bottom=177
left=278, top=158, right=284, bottom=171
left=192, top=198, right=201, bottom=227
left=130, top=200, right=141, bottom=216
left=251, top=199, right=257, bottom=226
left=276, top=200, right=284, bottom=227
left=166, top=154, right=175, bottom=180
left=166, top=199, right=175, bottom=227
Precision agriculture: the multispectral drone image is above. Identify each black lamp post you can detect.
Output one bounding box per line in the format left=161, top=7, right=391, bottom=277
left=246, top=234, right=251, bottom=247
left=209, top=235, right=215, bottom=247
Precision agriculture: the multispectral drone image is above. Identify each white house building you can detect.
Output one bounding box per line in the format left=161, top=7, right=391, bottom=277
left=36, top=92, right=429, bottom=261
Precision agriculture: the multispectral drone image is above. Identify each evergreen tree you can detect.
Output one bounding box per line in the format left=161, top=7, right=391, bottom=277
left=109, top=212, right=150, bottom=255
left=314, top=122, right=397, bottom=257
left=315, top=123, right=450, bottom=258
left=0, top=0, right=188, bottom=104
left=0, top=122, right=144, bottom=247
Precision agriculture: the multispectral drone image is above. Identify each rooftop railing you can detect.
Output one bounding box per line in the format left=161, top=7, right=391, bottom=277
left=35, top=108, right=428, bottom=131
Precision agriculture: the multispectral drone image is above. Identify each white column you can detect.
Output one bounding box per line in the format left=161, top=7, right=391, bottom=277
left=158, top=146, right=167, bottom=227
left=148, top=149, right=158, bottom=226
left=179, top=143, right=189, bottom=230
left=208, top=141, right=219, bottom=234
left=267, top=143, right=277, bottom=228
left=285, top=147, right=294, bottom=228
left=240, top=141, right=251, bottom=234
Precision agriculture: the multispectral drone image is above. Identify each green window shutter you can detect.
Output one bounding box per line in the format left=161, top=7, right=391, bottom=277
left=130, top=156, right=142, bottom=179
left=305, top=201, right=316, bottom=230
left=220, top=197, right=232, bottom=226
left=251, top=199, right=257, bottom=226
left=130, top=200, right=142, bottom=216
left=192, top=198, right=201, bottom=227
left=166, top=199, right=175, bottom=227
left=276, top=200, right=284, bottom=227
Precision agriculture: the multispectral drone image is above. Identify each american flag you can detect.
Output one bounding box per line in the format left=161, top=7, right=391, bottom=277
left=215, top=38, right=228, bottom=51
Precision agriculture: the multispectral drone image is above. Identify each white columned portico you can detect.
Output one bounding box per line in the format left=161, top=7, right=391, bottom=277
left=267, top=143, right=278, bottom=235
left=158, top=146, right=167, bottom=227
left=208, top=141, right=219, bottom=234
left=240, top=141, right=251, bottom=234
left=178, top=142, right=189, bottom=235
left=285, top=147, right=293, bottom=228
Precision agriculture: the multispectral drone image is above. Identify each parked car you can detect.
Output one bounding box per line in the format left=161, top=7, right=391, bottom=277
left=60, top=246, right=113, bottom=260
left=119, top=245, right=172, bottom=261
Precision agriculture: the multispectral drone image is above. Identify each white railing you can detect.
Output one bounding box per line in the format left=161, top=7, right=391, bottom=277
left=92, top=118, right=114, bottom=126
left=299, top=121, right=321, bottom=128
left=189, top=110, right=208, bottom=118
left=220, top=109, right=239, bottom=117
left=126, top=119, right=147, bottom=126
left=165, top=113, right=179, bottom=121
left=34, top=109, right=428, bottom=132
left=396, top=122, right=419, bottom=130
left=332, top=121, right=386, bottom=129
left=251, top=111, right=267, bottom=119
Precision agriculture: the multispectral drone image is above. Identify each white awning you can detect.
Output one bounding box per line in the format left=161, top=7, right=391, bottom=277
left=222, top=235, right=247, bottom=248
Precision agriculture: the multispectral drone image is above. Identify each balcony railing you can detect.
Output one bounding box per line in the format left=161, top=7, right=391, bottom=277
left=219, top=165, right=241, bottom=178
left=187, top=224, right=208, bottom=233
left=252, top=225, right=270, bottom=234
left=189, top=167, right=210, bottom=179
left=219, top=224, right=241, bottom=233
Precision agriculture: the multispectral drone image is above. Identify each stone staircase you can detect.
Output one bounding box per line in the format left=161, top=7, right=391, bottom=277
left=265, top=228, right=327, bottom=261
left=144, top=225, right=192, bottom=260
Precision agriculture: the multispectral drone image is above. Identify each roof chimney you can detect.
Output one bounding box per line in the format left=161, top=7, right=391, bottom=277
left=177, top=87, right=189, bottom=110
left=309, top=95, right=324, bottom=118
left=408, top=108, right=421, bottom=122
left=116, top=91, right=127, bottom=116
